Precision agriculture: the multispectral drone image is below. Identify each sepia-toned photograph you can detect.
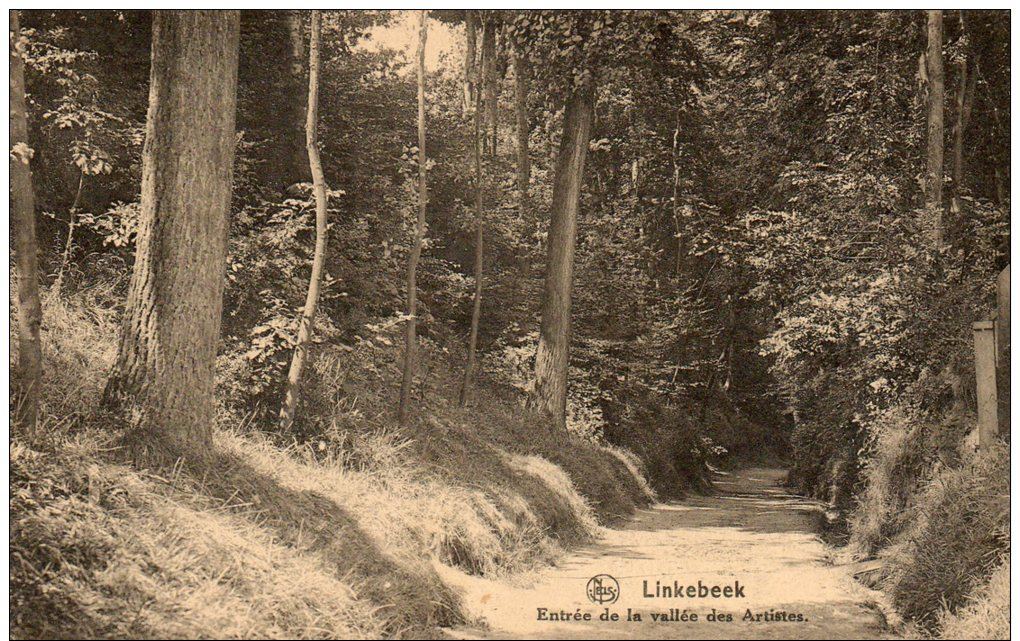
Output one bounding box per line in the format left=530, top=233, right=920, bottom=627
left=8, top=8, right=1011, bottom=639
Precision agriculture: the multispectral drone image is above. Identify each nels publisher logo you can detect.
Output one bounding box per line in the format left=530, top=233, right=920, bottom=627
left=586, top=574, right=620, bottom=605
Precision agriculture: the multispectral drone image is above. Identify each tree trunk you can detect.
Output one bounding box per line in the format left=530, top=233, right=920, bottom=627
left=924, top=9, right=945, bottom=248
left=398, top=10, right=429, bottom=427
left=723, top=293, right=736, bottom=393
left=463, top=10, right=477, bottom=116
left=280, top=10, right=328, bottom=432
left=102, top=10, right=240, bottom=467
left=950, top=30, right=977, bottom=215
left=481, top=18, right=497, bottom=157
left=672, top=109, right=684, bottom=275
left=514, top=50, right=531, bottom=217
left=459, top=39, right=486, bottom=407
left=10, top=10, right=43, bottom=436
left=699, top=344, right=729, bottom=423
left=530, top=80, right=596, bottom=433
left=493, top=24, right=507, bottom=155
left=985, top=81, right=1008, bottom=205
left=286, top=10, right=311, bottom=185
left=994, top=166, right=1006, bottom=205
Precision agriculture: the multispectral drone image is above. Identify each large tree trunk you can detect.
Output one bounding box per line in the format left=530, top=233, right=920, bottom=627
left=463, top=10, right=477, bottom=116
left=530, top=81, right=596, bottom=433
left=280, top=10, right=328, bottom=432
left=459, top=37, right=486, bottom=407
left=398, top=10, right=429, bottom=426
left=286, top=10, right=311, bottom=185
left=102, top=10, right=240, bottom=467
left=514, top=50, right=531, bottom=217
left=480, top=17, right=497, bottom=157
left=10, top=10, right=43, bottom=436
left=924, top=9, right=945, bottom=248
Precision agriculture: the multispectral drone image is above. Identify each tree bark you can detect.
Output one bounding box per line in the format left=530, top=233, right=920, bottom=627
left=924, top=9, right=945, bottom=248
left=398, top=10, right=429, bottom=426
left=514, top=50, right=531, bottom=217
left=530, top=80, right=596, bottom=433
left=280, top=10, right=328, bottom=432
left=459, top=38, right=486, bottom=407
left=481, top=17, right=497, bottom=157
left=463, top=10, right=477, bottom=116
left=102, top=10, right=240, bottom=467
left=10, top=10, right=43, bottom=436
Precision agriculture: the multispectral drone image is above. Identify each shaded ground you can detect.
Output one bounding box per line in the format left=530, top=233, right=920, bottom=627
left=441, top=468, right=893, bottom=639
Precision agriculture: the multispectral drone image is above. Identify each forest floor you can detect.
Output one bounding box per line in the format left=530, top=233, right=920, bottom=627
left=440, top=468, right=896, bottom=640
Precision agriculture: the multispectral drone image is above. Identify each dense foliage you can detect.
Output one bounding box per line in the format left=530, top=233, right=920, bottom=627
left=12, top=11, right=1011, bottom=634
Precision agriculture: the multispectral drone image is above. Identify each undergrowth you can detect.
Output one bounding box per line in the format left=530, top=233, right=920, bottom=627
left=849, top=410, right=1009, bottom=638
left=10, top=286, right=655, bottom=638
left=882, top=441, right=1009, bottom=633
left=937, top=555, right=1010, bottom=640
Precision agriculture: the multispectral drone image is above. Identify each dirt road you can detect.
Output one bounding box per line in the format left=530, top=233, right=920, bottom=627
left=442, top=468, right=892, bottom=639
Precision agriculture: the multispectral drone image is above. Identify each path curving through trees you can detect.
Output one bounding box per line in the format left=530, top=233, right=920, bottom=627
left=445, top=468, right=895, bottom=640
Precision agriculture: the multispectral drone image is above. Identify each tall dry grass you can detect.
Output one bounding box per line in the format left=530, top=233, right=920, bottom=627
left=881, top=441, right=1009, bottom=634
left=937, top=555, right=1010, bottom=640
left=11, top=285, right=651, bottom=638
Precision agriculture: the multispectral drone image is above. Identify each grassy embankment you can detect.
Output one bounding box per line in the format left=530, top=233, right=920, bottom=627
left=846, top=403, right=1009, bottom=639
left=10, top=286, right=658, bottom=639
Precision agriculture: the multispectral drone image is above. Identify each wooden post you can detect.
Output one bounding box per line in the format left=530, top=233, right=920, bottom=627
left=973, top=320, right=998, bottom=448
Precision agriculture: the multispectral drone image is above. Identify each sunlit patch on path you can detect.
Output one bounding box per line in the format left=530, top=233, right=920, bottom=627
left=442, top=468, right=894, bottom=640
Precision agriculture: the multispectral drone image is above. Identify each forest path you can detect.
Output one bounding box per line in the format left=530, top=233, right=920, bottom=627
left=442, top=468, right=893, bottom=640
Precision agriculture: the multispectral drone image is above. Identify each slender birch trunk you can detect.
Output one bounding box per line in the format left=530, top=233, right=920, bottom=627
left=398, top=10, right=429, bottom=426
left=463, top=11, right=477, bottom=116
left=280, top=10, right=328, bottom=432
left=672, top=109, right=683, bottom=275
left=459, top=39, right=486, bottom=407
left=480, top=18, right=497, bottom=158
